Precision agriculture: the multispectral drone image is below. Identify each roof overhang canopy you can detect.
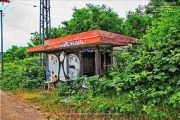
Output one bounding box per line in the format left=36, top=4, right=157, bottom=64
left=26, top=30, right=136, bottom=53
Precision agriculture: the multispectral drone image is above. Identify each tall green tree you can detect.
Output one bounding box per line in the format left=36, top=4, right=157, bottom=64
left=121, top=4, right=152, bottom=38
left=62, top=4, right=124, bottom=35
left=145, top=0, right=180, bottom=16
left=122, top=13, right=152, bottom=38
left=30, top=3, right=152, bottom=42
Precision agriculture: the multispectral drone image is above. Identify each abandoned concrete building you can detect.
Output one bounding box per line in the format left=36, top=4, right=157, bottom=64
left=27, top=30, right=135, bottom=85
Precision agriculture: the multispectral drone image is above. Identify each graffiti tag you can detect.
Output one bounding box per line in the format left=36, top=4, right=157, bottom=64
left=60, top=39, right=85, bottom=47
left=41, top=45, right=52, bottom=50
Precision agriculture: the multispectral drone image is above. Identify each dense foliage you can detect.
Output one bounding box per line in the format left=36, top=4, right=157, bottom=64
left=1, top=57, right=45, bottom=90
left=3, top=44, right=37, bottom=63
left=64, top=4, right=124, bottom=35
left=122, top=13, right=152, bottom=38
left=4, top=45, right=29, bottom=63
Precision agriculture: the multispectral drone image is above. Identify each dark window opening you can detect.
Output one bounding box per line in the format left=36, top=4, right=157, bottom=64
left=82, top=52, right=95, bottom=76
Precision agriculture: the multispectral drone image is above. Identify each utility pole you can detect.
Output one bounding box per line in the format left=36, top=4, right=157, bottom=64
left=39, top=0, right=51, bottom=65
left=0, top=10, right=3, bottom=75
left=0, top=0, right=10, bottom=75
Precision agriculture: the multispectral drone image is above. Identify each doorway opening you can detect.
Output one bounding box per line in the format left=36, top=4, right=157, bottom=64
left=101, top=52, right=111, bottom=74
left=82, top=52, right=95, bottom=76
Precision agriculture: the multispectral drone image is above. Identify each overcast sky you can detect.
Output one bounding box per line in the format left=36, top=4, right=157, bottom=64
left=0, top=0, right=150, bottom=51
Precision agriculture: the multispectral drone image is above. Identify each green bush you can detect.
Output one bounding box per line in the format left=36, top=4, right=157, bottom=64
left=1, top=57, right=45, bottom=90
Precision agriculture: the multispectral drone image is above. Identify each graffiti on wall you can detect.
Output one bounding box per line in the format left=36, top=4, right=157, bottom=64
left=60, top=39, right=86, bottom=47
left=46, top=51, right=80, bottom=82
left=59, top=51, right=68, bottom=81
left=48, top=54, right=59, bottom=79
left=41, top=45, right=52, bottom=50
left=69, top=54, right=80, bottom=80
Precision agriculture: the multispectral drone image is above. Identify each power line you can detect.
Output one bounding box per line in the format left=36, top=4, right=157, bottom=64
left=0, top=2, right=4, bottom=9
left=0, top=2, right=10, bottom=17
left=3, top=5, right=15, bottom=17
left=2, top=3, right=10, bottom=11
left=10, top=1, right=39, bottom=7
left=2, top=0, right=39, bottom=17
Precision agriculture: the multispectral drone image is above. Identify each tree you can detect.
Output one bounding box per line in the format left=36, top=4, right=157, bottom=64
left=30, top=32, right=40, bottom=46
left=4, top=45, right=31, bottom=62
left=61, top=4, right=124, bottom=35
left=51, top=26, right=67, bottom=39
left=122, top=13, right=152, bottom=38
left=145, top=0, right=180, bottom=16
left=30, top=3, right=153, bottom=42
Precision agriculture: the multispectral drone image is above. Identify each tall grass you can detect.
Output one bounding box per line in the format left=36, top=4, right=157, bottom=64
left=8, top=88, right=179, bottom=120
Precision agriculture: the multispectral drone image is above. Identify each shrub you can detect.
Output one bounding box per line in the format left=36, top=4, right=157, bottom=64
left=1, top=57, right=45, bottom=90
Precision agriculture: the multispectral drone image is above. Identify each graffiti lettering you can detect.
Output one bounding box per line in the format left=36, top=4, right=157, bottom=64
left=67, top=41, right=72, bottom=46
left=42, top=45, right=52, bottom=49
left=60, top=42, right=65, bottom=47
left=74, top=40, right=79, bottom=45
left=60, top=39, right=85, bottom=47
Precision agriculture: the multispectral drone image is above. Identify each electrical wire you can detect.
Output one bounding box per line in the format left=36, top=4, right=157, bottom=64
left=3, top=5, right=15, bottom=17
left=2, top=0, right=39, bottom=17
left=2, top=3, right=10, bottom=11
left=10, top=1, right=39, bottom=7
left=0, top=2, right=4, bottom=9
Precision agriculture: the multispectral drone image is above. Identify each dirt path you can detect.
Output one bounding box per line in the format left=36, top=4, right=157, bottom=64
left=0, top=90, right=54, bottom=120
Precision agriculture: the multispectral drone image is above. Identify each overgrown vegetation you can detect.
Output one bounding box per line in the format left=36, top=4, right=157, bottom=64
left=1, top=1, right=180, bottom=119
left=1, top=57, right=45, bottom=90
